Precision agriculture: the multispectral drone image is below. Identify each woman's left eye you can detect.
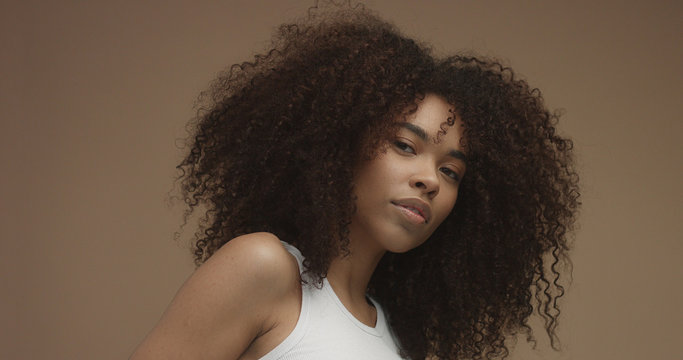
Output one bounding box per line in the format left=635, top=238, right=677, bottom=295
left=440, top=167, right=461, bottom=182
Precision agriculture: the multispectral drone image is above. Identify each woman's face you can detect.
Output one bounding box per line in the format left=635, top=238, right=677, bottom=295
left=350, top=93, right=467, bottom=253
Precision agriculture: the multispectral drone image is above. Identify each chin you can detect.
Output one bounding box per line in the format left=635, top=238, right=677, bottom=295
left=383, top=237, right=428, bottom=254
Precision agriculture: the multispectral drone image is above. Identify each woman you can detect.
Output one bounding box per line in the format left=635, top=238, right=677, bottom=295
left=131, top=4, right=579, bottom=359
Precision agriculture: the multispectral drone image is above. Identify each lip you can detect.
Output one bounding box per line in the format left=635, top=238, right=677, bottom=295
left=391, top=198, right=432, bottom=224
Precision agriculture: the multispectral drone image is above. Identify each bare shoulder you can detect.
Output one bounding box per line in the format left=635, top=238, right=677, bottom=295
left=209, top=232, right=300, bottom=285
left=183, top=231, right=301, bottom=314
left=130, top=232, right=300, bottom=360
left=187, top=232, right=300, bottom=307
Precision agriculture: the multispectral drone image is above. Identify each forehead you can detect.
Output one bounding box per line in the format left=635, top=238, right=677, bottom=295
left=403, top=94, right=463, bottom=145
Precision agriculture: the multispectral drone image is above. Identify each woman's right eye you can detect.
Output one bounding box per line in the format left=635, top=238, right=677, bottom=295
left=393, top=140, right=415, bottom=154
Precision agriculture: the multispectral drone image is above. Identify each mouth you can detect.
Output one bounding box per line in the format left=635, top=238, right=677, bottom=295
left=391, top=199, right=431, bottom=224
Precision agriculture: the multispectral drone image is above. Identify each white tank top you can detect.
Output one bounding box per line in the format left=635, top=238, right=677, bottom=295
left=258, top=242, right=404, bottom=360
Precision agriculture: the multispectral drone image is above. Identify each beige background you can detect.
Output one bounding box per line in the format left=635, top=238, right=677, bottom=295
left=1, top=1, right=681, bottom=359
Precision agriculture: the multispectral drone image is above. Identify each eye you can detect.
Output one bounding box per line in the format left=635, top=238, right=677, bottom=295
left=393, top=140, right=416, bottom=154
left=439, top=167, right=461, bottom=182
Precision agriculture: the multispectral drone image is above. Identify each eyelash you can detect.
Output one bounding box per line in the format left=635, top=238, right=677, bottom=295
left=393, top=140, right=415, bottom=154
left=439, top=167, right=461, bottom=182
left=393, top=140, right=461, bottom=182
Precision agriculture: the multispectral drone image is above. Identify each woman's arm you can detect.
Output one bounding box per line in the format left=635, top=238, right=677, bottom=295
left=130, top=232, right=300, bottom=360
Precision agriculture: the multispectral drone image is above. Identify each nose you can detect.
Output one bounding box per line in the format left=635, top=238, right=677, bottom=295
left=409, top=164, right=440, bottom=198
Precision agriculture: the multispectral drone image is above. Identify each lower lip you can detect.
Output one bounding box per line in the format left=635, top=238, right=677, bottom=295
left=393, top=203, right=427, bottom=225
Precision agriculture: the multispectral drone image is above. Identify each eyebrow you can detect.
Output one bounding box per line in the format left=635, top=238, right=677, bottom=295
left=400, top=123, right=467, bottom=162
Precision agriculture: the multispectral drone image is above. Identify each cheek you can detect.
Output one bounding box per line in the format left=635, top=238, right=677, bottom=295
left=354, top=170, right=385, bottom=198
left=357, top=157, right=403, bottom=188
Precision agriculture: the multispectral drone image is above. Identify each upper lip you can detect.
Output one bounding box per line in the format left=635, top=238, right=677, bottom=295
left=392, top=198, right=432, bottom=223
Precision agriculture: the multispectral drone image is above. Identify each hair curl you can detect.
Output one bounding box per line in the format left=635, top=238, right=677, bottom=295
left=176, top=3, right=580, bottom=359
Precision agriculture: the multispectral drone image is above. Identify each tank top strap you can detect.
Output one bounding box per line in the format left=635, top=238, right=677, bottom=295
left=279, top=241, right=305, bottom=274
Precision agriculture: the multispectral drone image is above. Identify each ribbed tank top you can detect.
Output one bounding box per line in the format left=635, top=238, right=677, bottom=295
left=258, top=242, right=404, bottom=359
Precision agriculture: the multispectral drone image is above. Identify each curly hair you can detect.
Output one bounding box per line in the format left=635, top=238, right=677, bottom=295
left=176, top=3, right=579, bottom=359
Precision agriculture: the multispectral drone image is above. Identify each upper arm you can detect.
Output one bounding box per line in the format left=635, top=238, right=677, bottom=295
left=130, top=232, right=300, bottom=360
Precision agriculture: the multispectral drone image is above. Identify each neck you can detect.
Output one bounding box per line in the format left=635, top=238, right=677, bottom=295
left=326, top=234, right=386, bottom=308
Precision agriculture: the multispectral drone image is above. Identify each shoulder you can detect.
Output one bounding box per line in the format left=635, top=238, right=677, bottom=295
left=130, top=232, right=300, bottom=359
left=195, top=232, right=301, bottom=307
left=205, top=232, right=300, bottom=289
left=216, top=231, right=292, bottom=262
